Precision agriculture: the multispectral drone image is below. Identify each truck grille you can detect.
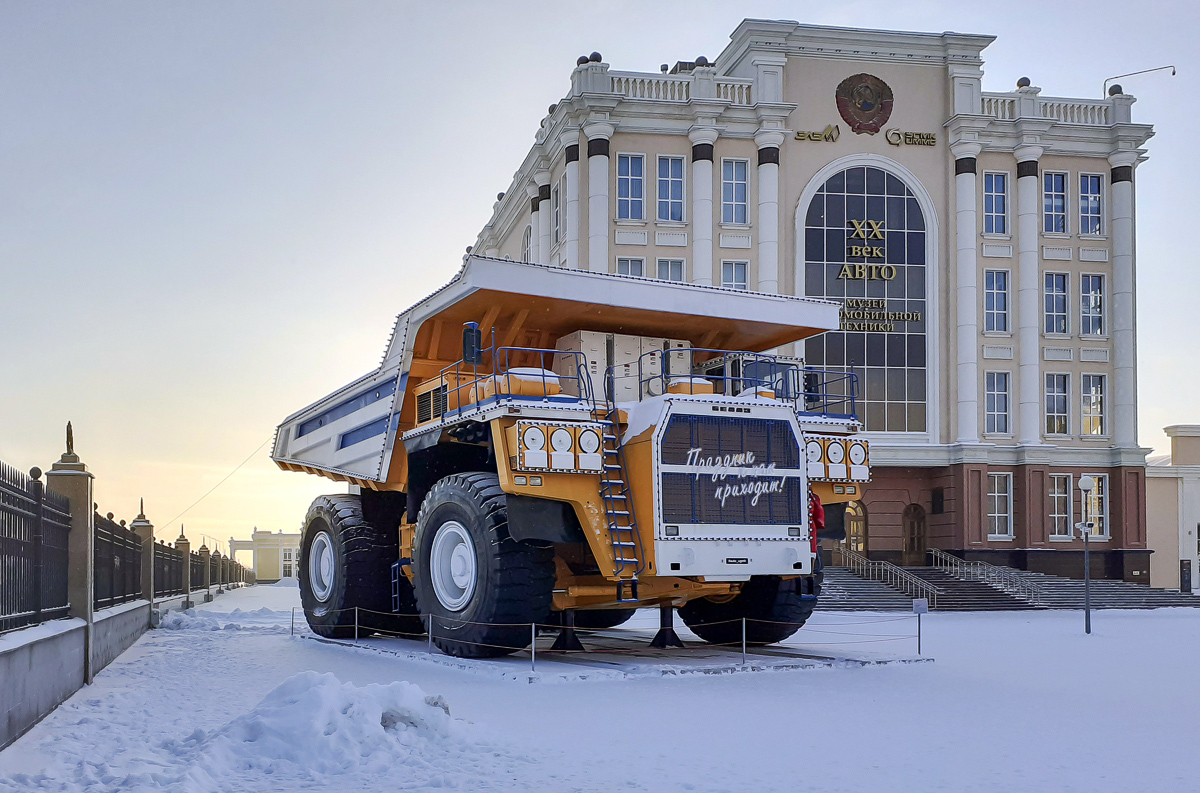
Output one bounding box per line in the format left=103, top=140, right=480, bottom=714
left=659, top=414, right=804, bottom=525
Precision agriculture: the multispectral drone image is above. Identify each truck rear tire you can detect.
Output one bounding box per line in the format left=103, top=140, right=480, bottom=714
left=300, top=494, right=424, bottom=639
left=413, top=472, right=555, bottom=658
left=678, top=576, right=818, bottom=646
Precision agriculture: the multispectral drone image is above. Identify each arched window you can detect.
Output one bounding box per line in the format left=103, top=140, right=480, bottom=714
left=802, top=166, right=927, bottom=432
left=521, top=225, right=533, bottom=262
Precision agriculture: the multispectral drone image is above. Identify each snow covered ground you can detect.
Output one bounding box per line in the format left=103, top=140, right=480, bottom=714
left=1, top=582, right=1197, bottom=792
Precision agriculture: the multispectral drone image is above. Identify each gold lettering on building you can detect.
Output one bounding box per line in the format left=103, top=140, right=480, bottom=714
left=885, top=128, right=937, bottom=146
left=838, top=298, right=923, bottom=331
left=837, top=263, right=898, bottom=280
left=795, top=124, right=840, bottom=142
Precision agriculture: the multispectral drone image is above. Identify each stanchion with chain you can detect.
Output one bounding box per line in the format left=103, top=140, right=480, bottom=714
left=354, top=607, right=359, bottom=641
left=290, top=608, right=295, bottom=636
left=741, top=617, right=747, bottom=665
left=530, top=623, right=536, bottom=672
left=427, top=613, right=433, bottom=653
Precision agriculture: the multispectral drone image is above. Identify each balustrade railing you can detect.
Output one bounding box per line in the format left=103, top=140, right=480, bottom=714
left=980, top=92, right=1112, bottom=126
left=832, top=547, right=941, bottom=607
left=610, top=72, right=691, bottom=102
left=926, top=548, right=1042, bottom=604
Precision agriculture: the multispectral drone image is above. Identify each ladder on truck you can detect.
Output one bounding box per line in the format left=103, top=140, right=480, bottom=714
left=591, top=368, right=642, bottom=602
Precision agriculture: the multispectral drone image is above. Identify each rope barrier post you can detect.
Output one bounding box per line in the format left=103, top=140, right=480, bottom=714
left=741, top=618, right=747, bottom=665
left=354, top=607, right=359, bottom=642
left=290, top=608, right=295, bottom=636
left=427, top=613, right=433, bottom=654
left=917, top=613, right=922, bottom=656
left=531, top=623, right=536, bottom=672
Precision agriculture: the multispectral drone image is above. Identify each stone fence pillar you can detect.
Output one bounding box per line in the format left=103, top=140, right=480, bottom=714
left=175, top=531, right=191, bottom=608
left=44, top=424, right=97, bottom=683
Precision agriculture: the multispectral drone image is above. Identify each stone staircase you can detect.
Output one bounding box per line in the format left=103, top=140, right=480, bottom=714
left=1007, top=570, right=1200, bottom=610
left=816, top=567, right=914, bottom=612
left=902, top=567, right=1035, bottom=611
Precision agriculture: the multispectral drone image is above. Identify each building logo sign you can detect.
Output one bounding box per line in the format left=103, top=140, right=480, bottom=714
left=886, top=129, right=937, bottom=146
left=796, top=124, right=840, bottom=142
left=835, top=74, right=894, bottom=135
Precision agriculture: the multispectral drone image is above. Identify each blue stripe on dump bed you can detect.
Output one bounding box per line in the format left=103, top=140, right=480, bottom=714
left=338, top=416, right=390, bottom=449
left=297, top=377, right=397, bottom=437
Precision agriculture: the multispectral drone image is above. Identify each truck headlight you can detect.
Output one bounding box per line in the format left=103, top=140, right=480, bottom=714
left=578, top=429, right=600, bottom=454
left=522, top=426, right=545, bottom=451
left=550, top=428, right=574, bottom=452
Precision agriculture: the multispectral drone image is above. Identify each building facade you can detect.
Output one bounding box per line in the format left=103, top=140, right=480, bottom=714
left=471, top=20, right=1154, bottom=579
left=1147, top=426, right=1200, bottom=592
left=228, top=528, right=301, bottom=584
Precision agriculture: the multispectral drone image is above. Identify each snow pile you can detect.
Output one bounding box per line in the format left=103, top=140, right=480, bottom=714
left=183, top=672, right=473, bottom=787
left=504, top=366, right=559, bottom=385
left=159, top=606, right=287, bottom=633
left=269, top=577, right=299, bottom=587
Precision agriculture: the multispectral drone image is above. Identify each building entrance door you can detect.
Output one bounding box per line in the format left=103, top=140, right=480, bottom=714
left=902, top=504, right=927, bottom=566
left=842, top=501, right=867, bottom=554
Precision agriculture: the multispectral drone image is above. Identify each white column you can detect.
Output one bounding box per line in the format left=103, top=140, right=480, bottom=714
left=1110, top=152, right=1138, bottom=447
left=1015, top=146, right=1043, bottom=445
left=689, top=128, right=718, bottom=286
left=952, top=142, right=982, bottom=444
left=561, top=132, right=581, bottom=269
left=754, top=130, right=784, bottom=293
left=535, top=170, right=551, bottom=266
left=585, top=122, right=614, bottom=273
left=525, top=183, right=541, bottom=263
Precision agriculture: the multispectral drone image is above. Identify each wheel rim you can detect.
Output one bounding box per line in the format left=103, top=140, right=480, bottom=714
left=430, top=520, right=478, bottom=612
left=309, top=530, right=336, bottom=602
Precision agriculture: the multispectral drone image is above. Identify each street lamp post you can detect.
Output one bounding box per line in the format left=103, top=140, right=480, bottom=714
left=1077, top=475, right=1096, bottom=635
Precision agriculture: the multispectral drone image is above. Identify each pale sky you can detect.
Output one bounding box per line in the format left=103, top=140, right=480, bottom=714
left=2, top=0, right=1195, bottom=560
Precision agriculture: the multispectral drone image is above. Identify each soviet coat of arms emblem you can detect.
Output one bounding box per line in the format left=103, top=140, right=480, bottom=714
left=835, top=74, right=894, bottom=135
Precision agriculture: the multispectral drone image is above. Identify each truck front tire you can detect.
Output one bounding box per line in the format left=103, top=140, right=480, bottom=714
left=300, top=494, right=424, bottom=639
left=413, top=473, right=555, bottom=658
left=678, top=576, right=818, bottom=646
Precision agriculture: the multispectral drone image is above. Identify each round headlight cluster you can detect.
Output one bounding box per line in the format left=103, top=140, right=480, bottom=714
left=550, top=428, right=574, bottom=452
left=805, top=440, right=822, bottom=462
left=578, top=429, right=600, bottom=454
left=826, top=440, right=845, bottom=464
left=522, top=426, right=545, bottom=451
left=849, top=442, right=867, bottom=465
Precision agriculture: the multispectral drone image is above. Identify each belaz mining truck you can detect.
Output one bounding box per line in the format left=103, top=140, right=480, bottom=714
left=272, top=256, right=870, bottom=657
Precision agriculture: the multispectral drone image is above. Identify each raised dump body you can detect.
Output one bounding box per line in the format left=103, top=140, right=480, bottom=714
left=273, top=256, right=870, bottom=657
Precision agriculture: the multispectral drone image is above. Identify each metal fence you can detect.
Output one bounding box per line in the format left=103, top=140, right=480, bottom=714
left=0, top=461, right=72, bottom=634
left=93, top=512, right=143, bottom=609
left=153, top=541, right=185, bottom=598
left=190, top=552, right=205, bottom=590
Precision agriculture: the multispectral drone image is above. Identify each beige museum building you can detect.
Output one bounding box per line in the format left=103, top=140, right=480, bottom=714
left=470, top=20, right=1155, bottom=580
left=228, top=528, right=301, bottom=584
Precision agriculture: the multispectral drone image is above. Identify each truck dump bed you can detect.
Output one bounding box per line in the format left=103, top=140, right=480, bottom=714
left=271, top=256, right=841, bottom=485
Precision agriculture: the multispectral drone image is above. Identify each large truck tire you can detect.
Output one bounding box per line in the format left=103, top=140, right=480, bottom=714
left=300, top=494, right=424, bottom=639
left=678, top=576, right=818, bottom=646
left=413, top=472, right=555, bottom=658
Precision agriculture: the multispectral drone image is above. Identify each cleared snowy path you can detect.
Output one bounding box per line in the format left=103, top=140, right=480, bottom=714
left=1, top=582, right=1197, bottom=792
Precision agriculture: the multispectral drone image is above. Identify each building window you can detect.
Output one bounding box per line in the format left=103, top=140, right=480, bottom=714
left=721, top=261, right=747, bottom=290
left=1044, top=272, right=1069, bottom=334
left=1049, top=474, right=1073, bottom=538
left=551, top=183, right=561, bottom=245
left=1081, top=374, right=1106, bottom=435
left=283, top=564, right=292, bottom=577
left=1082, top=473, right=1109, bottom=538
left=985, top=371, right=1010, bottom=434
left=802, top=166, right=928, bottom=434
left=722, top=159, right=749, bottom=224
left=617, top=154, right=644, bottom=220
left=1045, top=373, right=1069, bottom=435
left=1081, top=274, right=1104, bottom=335
left=1080, top=174, right=1103, bottom=235
left=984, top=172, right=1008, bottom=234
left=987, top=473, right=1014, bottom=539
left=1043, top=171, right=1068, bottom=234
left=657, top=258, right=684, bottom=282
left=283, top=549, right=292, bottom=562
left=657, top=155, right=685, bottom=222
left=617, top=257, right=645, bottom=277
left=984, top=270, right=1009, bottom=332
left=521, top=225, right=532, bottom=262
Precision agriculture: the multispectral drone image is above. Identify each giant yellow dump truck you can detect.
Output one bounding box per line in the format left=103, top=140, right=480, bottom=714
left=272, top=257, right=869, bottom=657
